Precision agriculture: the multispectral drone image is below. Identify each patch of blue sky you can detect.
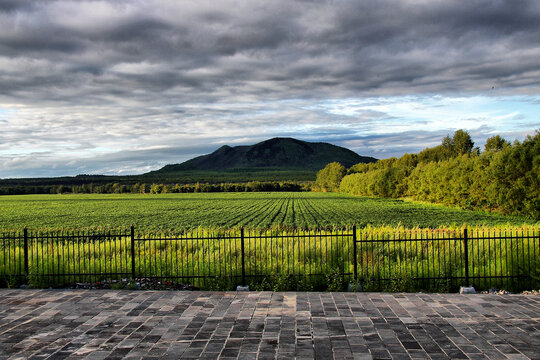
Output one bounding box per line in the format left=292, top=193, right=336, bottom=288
left=0, top=149, right=43, bottom=156
left=313, top=95, right=540, bottom=136
left=0, top=107, right=12, bottom=120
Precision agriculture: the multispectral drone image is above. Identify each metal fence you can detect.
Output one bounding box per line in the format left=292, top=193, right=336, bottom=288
left=356, top=228, right=538, bottom=292
left=1, top=227, right=538, bottom=291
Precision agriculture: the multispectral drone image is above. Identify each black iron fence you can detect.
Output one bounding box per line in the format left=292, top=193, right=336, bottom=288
left=356, top=228, right=538, bottom=292
left=1, top=227, right=538, bottom=291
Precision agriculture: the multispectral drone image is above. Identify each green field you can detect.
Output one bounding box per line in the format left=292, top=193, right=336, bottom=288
left=0, top=192, right=534, bottom=230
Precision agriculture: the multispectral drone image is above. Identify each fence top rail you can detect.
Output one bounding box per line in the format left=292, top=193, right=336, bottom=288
left=2, top=225, right=359, bottom=233
left=135, top=236, right=241, bottom=242
left=0, top=226, right=537, bottom=239
left=27, top=234, right=127, bottom=239
left=357, top=234, right=539, bottom=241
left=133, top=232, right=354, bottom=242
left=357, top=237, right=460, bottom=243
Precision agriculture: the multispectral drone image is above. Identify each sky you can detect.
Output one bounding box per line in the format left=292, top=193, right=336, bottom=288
left=1, top=0, right=539, bottom=178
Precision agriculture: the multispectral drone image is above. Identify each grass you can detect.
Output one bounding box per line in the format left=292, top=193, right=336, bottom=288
left=0, top=192, right=535, bottom=231
left=1, top=192, right=537, bottom=291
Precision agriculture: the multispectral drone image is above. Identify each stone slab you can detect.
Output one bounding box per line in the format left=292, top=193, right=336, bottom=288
left=0, top=289, right=538, bottom=359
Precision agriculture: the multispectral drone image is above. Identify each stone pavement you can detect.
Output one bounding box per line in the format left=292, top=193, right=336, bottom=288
left=0, top=290, right=538, bottom=360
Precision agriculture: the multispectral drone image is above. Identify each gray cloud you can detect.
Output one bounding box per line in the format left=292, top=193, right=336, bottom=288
left=0, top=0, right=539, bottom=177
left=3, top=0, right=540, bottom=102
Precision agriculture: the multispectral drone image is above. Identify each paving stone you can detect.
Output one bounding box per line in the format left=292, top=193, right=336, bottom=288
left=0, top=290, right=538, bottom=359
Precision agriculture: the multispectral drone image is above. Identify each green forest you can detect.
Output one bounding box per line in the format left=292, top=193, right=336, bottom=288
left=0, top=170, right=314, bottom=195
left=317, top=130, right=540, bottom=219
left=18, top=180, right=308, bottom=195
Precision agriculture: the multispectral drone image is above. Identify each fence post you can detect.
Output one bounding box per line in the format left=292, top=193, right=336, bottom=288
left=23, top=227, right=29, bottom=281
left=352, top=225, right=358, bottom=281
left=240, top=227, right=246, bottom=286
left=131, top=225, right=136, bottom=280
left=463, top=228, right=470, bottom=286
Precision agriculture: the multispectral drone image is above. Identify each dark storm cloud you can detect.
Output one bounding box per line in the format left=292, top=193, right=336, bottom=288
left=0, top=0, right=35, bottom=12
left=2, top=0, right=539, bottom=104
left=1, top=0, right=539, bottom=177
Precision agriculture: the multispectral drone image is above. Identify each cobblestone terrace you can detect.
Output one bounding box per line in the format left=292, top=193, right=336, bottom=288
left=0, top=290, right=538, bottom=359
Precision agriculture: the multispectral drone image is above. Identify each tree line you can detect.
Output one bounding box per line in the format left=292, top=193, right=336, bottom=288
left=316, top=130, right=539, bottom=219
left=0, top=181, right=310, bottom=195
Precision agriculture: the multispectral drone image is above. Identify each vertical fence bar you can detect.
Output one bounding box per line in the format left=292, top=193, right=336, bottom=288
left=240, top=227, right=246, bottom=286
left=23, top=228, right=29, bottom=281
left=352, top=225, right=357, bottom=281
left=533, top=229, right=538, bottom=290
left=131, top=225, right=135, bottom=280
left=463, top=228, right=470, bottom=286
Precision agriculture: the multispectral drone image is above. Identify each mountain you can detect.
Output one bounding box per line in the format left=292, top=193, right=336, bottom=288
left=151, top=137, right=376, bottom=174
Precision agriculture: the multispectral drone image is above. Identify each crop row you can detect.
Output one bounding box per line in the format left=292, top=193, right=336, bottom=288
left=0, top=192, right=534, bottom=230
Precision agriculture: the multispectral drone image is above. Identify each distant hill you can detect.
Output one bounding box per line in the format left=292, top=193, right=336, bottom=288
left=150, top=138, right=377, bottom=174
